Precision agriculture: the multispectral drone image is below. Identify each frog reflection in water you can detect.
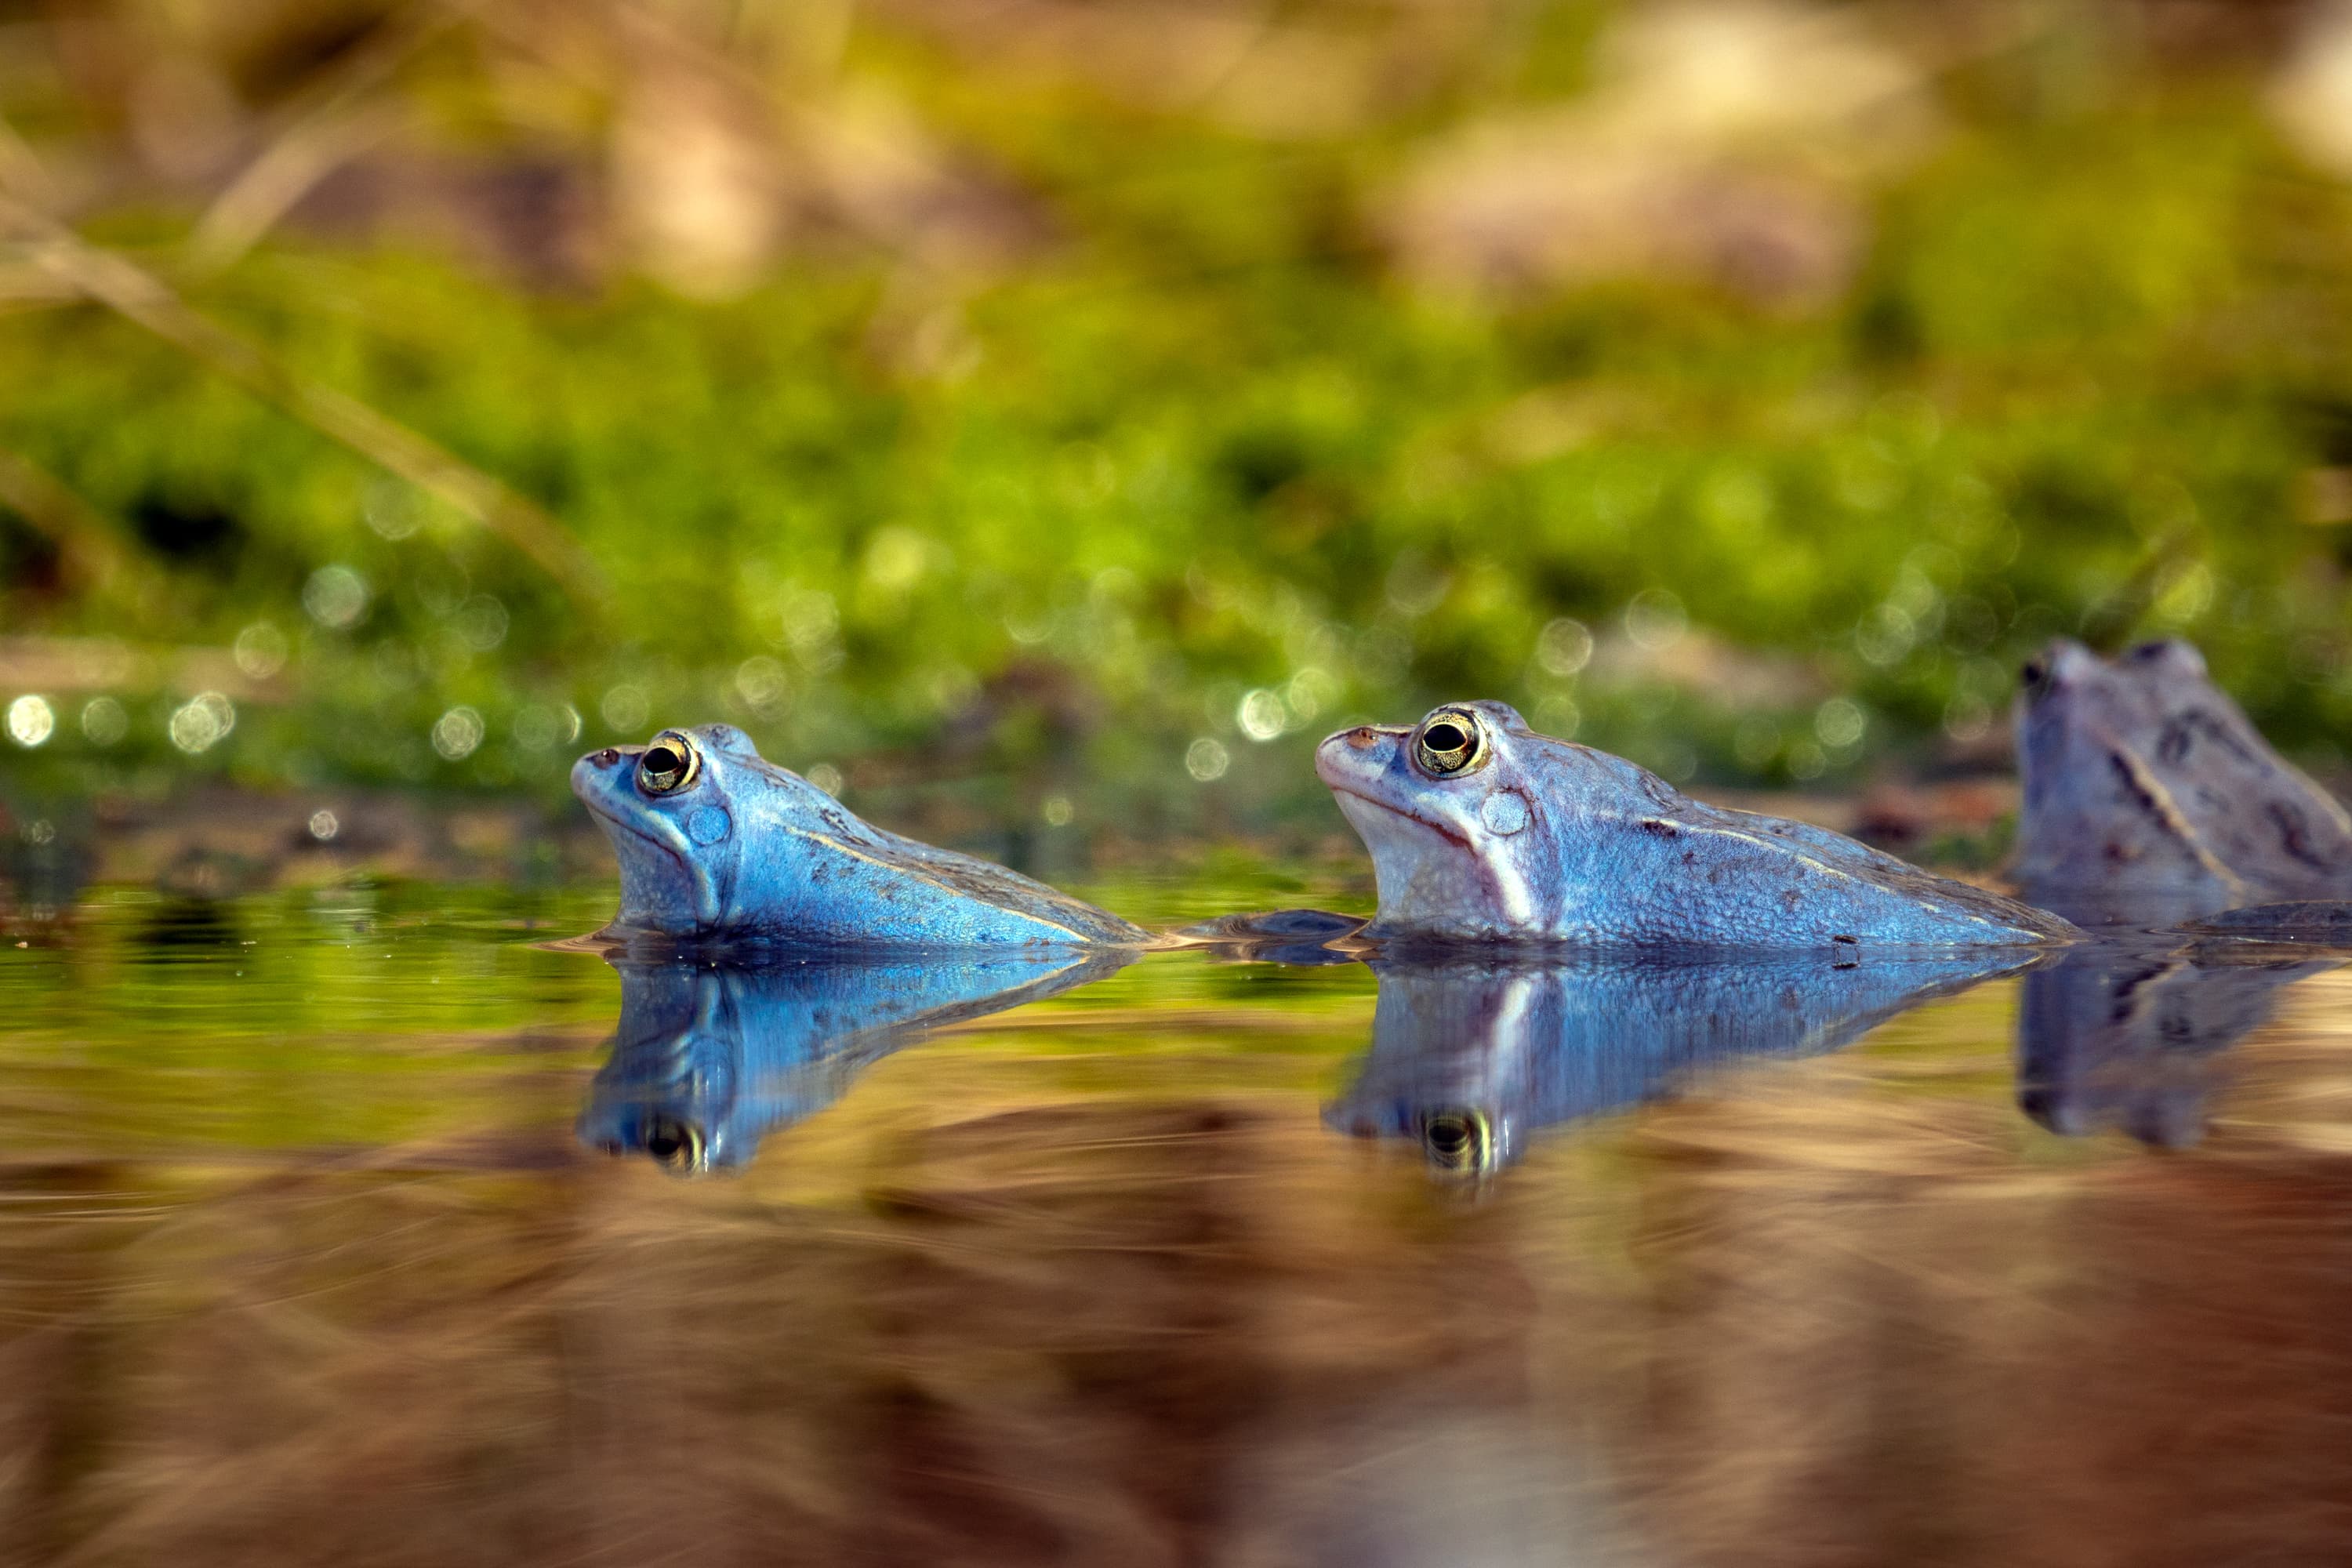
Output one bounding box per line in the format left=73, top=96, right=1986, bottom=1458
left=1317, top=701, right=2074, bottom=949
left=573, top=724, right=1150, bottom=949
left=2016, top=941, right=2335, bottom=1149
left=1327, top=949, right=2031, bottom=1174
left=2015, top=638, right=2352, bottom=925
left=582, top=949, right=1127, bottom=1172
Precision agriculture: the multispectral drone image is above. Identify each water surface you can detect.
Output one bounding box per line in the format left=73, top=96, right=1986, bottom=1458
left=4, top=877, right=2351, bottom=1567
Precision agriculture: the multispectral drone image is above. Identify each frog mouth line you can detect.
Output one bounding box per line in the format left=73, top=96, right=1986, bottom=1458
left=1324, top=782, right=1474, bottom=851
left=1327, top=781, right=1534, bottom=922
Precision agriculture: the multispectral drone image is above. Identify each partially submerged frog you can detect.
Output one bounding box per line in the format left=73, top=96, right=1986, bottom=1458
left=573, top=724, right=1151, bottom=950
left=1317, top=701, right=2074, bottom=949
left=2014, top=638, right=2352, bottom=920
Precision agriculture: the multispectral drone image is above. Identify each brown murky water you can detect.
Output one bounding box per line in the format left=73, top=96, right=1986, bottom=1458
left=2, top=880, right=2350, bottom=1567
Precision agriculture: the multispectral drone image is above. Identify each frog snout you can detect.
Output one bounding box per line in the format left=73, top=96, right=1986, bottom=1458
left=570, top=746, right=633, bottom=804
left=2020, top=639, right=2101, bottom=704
left=1314, top=727, right=1383, bottom=787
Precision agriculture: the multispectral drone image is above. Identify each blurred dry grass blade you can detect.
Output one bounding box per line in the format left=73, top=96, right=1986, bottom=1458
left=182, top=97, right=402, bottom=273
left=186, top=8, right=458, bottom=274
left=0, top=116, right=57, bottom=212
left=0, top=198, right=609, bottom=612
left=0, top=448, right=138, bottom=597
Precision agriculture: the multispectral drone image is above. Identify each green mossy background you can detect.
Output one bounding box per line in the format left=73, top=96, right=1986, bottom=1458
left=6, top=0, right=2352, bottom=839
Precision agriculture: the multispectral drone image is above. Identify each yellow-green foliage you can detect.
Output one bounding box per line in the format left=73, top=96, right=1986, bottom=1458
left=5, top=5, right=2352, bottom=827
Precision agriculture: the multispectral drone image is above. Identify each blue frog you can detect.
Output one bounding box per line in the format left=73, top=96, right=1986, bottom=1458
left=572, top=724, right=1152, bottom=950
left=580, top=948, right=1129, bottom=1172
left=2014, top=637, right=2352, bottom=926
left=1316, top=701, right=2075, bottom=949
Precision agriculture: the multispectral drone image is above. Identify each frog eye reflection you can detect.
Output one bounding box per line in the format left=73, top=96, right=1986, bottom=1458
left=1413, top=711, right=1483, bottom=775
left=637, top=732, right=701, bottom=795
left=641, top=1116, right=706, bottom=1171
left=1420, top=1108, right=1497, bottom=1174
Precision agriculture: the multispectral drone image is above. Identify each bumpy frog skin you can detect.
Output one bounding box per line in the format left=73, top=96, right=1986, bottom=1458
left=1316, top=701, right=2075, bottom=949
left=579, top=949, right=1125, bottom=1172
left=1327, top=949, right=2033, bottom=1173
left=2013, top=638, right=2352, bottom=909
left=572, top=724, right=1150, bottom=949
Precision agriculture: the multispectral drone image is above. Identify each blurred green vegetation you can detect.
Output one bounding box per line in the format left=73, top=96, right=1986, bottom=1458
left=6, top=0, right=2352, bottom=835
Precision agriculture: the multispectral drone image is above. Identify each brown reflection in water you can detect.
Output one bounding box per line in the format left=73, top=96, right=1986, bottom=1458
left=0, top=978, right=2347, bottom=1567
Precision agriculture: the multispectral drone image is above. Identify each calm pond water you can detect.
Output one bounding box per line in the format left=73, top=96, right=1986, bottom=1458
left=4, top=873, right=2351, bottom=1567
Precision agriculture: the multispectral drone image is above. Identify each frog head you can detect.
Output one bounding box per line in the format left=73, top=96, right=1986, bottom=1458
left=2013, top=637, right=2352, bottom=902
left=572, top=724, right=1151, bottom=948
left=1313, top=700, right=1610, bottom=939
left=571, top=724, right=774, bottom=935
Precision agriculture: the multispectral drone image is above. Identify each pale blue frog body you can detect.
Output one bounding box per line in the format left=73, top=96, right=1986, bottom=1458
left=2014, top=637, right=2352, bottom=926
left=572, top=724, right=1152, bottom=950
left=1316, top=701, right=2075, bottom=949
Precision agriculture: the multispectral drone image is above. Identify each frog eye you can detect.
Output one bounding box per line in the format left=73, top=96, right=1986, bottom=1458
left=641, top=1115, right=706, bottom=1172
left=1419, top=1108, right=1497, bottom=1174
left=1413, top=710, right=1483, bottom=776
left=2020, top=655, right=2050, bottom=691
left=637, top=731, right=701, bottom=795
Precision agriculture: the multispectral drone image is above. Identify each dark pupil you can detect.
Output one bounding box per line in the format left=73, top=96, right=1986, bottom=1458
left=644, top=1118, right=692, bottom=1163
left=1423, top=723, right=1468, bottom=754
left=644, top=745, right=684, bottom=780
left=2020, top=659, right=2047, bottom=687
left=1423, top=1111, right=1483, bottom=1167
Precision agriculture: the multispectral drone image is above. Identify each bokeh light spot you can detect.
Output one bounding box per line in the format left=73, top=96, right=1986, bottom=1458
left=81, top=696, right=128, bottom=746
left=1534, top=618, right=1594, bottom=677
left=169, top=692, right=236, bottom=753
left=431, top=706, right=485, bottom=761
left=6, top=695, right=55, bottom=747
left=1236, top=688, right=1288, bottom=742
left=601, top=684, right=650, bottom=734
left=233, top=622, right=289, bottom=678
left=1624, top=590, right=1688, bottom=652
left=302, top=565, right=370, bottom=630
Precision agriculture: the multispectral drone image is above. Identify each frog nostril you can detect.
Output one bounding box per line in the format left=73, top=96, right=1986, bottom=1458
left=1345, top=728, right=1377, bottom=750
left=593, top=748, right=621, bottom=766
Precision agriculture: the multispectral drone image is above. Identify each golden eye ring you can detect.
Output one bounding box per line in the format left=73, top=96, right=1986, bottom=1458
left=637, top=731, right=701, bottom=796
left=1413, top=710, right=1483, bottom=776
